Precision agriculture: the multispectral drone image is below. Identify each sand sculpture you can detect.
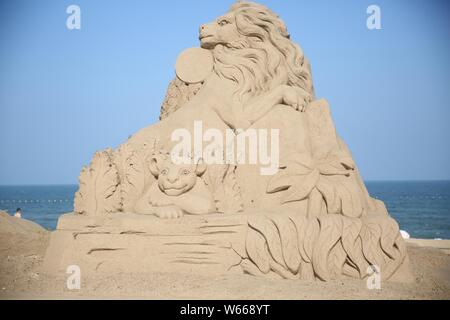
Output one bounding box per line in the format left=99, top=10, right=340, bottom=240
left=44, top=1, right=411, bottom=282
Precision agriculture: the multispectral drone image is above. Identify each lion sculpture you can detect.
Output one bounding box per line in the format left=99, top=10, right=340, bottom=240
left=161, top=1, right=315, bottom=128
left=73, top=1, right=411, bottom=282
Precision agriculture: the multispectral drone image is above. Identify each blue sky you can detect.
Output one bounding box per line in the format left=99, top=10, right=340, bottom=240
left=0, top=0, right=449, bottom=184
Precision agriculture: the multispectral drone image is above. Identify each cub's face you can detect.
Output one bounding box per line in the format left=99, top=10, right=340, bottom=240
left=157, top=163, right=199, bottom=197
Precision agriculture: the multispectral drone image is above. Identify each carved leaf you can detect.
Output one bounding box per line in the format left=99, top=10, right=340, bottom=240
left=312, top=214, right=343, bottom=280
left=341, top=177, right=363, bottom=218
left=74, top=148, right=121, bottom=216
left=326, top=149, right=356, bottom=170
left=114, top=140, right=159, bottom=213
left=339, top=156, right=355, bottom=170
left=281, top=169, right=319, bottom=203
left=248, top=215, right=286, bottom=268
left=317, top=162, right=351, bottom=176
left=332, top=177, right=363, bottom=218
left=303, top=218, right=320, bottom=262
left=245, top=227, right=270, bottom=274
left=267, top=170, right=301, bottom=193
left=361, top=216, right=407, bottom=281
left=381, top=237, right=407, bottom=280
left=285, top=163, right=312, bottom=176
left=327, top=240, right=347, bottom=279
left=341, top=216, right=368, bottom=278
left=395, top=233, right=407, bottom=258
left=270, top=215, right=301, bottom=274
left=342, top=261, right=361, bottom=278
left=289, top=213, right=310, bottom=262
left=360, top=218, right=385, bottom=269
left=380, top=217, right=400, bottom=259
left=392, top=235, right=407, bottom=270
left=121, top=150, right=147, bottom=212
left=316, top=176, right=339, bottom=214
left=113, top=146, right=127, bottom=184
left=283, top=152, right=314, bottom=170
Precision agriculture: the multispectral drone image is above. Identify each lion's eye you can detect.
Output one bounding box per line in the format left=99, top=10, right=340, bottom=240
left=218, top=19, right=230, bottom=26
left=161, top=169, right=168, bottom=175
left=182, top=170, right=190, bottom=175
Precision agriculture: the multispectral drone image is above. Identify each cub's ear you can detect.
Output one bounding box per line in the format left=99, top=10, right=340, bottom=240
left=149, top=157, right=160, bottom=177
left=195, top=158, right=207, bottom=176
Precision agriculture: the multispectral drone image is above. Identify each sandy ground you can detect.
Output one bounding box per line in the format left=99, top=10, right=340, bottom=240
left=0, top=212, right=449, bottom=300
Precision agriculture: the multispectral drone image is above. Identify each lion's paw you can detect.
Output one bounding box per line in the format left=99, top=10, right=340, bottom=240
left=278, top=84, right=312, bottom=112
left=155, top=206, right=184, bottom=219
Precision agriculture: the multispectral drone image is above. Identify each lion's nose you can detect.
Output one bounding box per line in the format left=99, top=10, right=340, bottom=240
left=167, top=176, right=178, bottom=183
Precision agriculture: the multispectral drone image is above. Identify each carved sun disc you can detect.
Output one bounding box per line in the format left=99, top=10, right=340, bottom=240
left=175, top=47, right=213, bottom=84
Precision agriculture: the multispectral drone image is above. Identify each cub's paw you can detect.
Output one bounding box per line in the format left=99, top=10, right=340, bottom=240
left=152, top=197, right=174, bottom=207
left=155, top=206, right=184, bottom=219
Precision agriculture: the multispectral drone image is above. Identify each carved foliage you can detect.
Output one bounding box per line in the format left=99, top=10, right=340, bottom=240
left=203, top=164, right=243, bottom=214
left=74, top=148, right=121, bottom=216
left=267, top=151, right=363, bottom=218
left=243, top=212, right=407, bottom=281
left=114, top=141, right=157, bottom=212
left=160, top=77, right=204, bottom=120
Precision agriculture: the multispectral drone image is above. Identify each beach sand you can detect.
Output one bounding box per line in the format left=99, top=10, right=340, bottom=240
left=0, top=212, right=449, bottom=300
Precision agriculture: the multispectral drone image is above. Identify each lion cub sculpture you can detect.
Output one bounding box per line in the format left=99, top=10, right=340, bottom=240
left=135, top=153, right=215, bottom=219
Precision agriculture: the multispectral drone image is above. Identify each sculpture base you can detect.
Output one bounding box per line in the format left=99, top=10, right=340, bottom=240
left=42, top=212, right=247, bottom=277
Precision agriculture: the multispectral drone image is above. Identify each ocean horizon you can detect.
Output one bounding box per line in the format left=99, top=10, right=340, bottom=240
left=1, top=180, right=449, bottom=239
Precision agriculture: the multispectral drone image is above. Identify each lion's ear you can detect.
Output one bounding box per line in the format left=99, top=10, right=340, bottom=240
left=149, top=157, right=160, bottom=177
left=195, top=158, right=207, bottom=176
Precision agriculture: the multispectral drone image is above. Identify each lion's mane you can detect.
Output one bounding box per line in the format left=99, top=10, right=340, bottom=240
left=212, top=1, right=314, bottom=104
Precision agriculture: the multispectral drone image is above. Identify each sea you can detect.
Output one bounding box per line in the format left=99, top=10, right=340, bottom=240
left=0, top=181, right=449, bottom=239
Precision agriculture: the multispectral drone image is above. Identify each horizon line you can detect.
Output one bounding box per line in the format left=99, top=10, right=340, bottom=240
left=1, top=179, right=450, bottom=187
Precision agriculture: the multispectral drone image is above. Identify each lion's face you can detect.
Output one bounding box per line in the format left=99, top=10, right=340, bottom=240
left=157, top=162, right=198, bottom=196
left=198, top=2, right=313, bottom=104
left=149, top=155, right=207, bottom=197
left=199, top=12, right=242, bottom=49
